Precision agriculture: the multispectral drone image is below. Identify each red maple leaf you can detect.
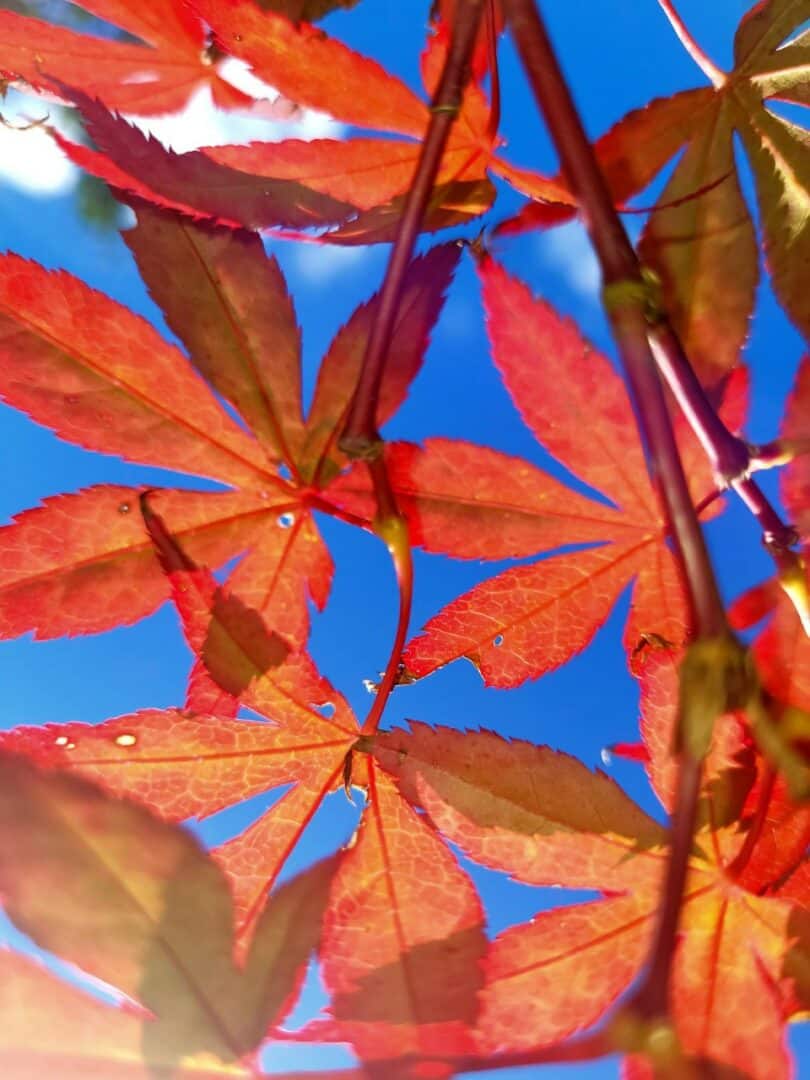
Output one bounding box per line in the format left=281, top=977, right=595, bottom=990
left=0, top=206, right=457, bottom=651
left=0, top=0, right=250, bottom=114
left=329, top=255, right=745, bottom=689
left=0, top=751, right=339, bottom=1076
left=38, top=4, right=569, bottom=239
left=371, top=718, right=810, bottom=1078
left=497, top=0, right=810, bottom=387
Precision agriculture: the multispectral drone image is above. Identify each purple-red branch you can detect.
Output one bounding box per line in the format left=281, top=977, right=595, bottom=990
left=337, top=0, right=486, bottom=737
left=502, top=0, right=731, bottom=1034
left=340, top=0, right=487, bottom=454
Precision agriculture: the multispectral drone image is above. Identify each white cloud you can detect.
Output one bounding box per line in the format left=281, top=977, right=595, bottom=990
left=0, top=92, right=78, bottom=196
left=0, top=58, right=346, bottom=198
left=292, top=240, right=369, bottom=282
left=536, top=219, right=601, bottom=301
left=127, top=59, right=346, bottom=153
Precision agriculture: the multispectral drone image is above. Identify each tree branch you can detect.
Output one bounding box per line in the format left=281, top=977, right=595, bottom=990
left=339, top=0, right=487, bottom=456
left=503, top=0, right=732, bottom=1027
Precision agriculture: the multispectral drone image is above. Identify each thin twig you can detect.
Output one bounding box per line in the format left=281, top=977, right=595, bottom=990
left=338, top=0, right=486, bottom=737
left=649, top=322, right=798, bottom=554
left=656, top=0, right=726, bottom=88
left=339, top=0, right=487, bottom=455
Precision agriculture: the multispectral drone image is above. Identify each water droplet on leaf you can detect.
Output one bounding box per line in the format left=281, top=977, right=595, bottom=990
left=600, top=747, right=613, bottom=766
left=493, top=634, right=504, bottom=647
left=115, top=733, right=137, bottom=747
left=118, top=502, right=131, bottom=514
left=277, top=512, right=295, bottom=529
left=54, top=735, right=69, bottom=747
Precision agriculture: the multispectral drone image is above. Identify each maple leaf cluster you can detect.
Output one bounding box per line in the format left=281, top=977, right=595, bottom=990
left=0, top=1, right=809, bottom=1078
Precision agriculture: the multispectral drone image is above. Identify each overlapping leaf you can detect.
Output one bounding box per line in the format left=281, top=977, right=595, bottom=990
left=0, top=752, right=338, bottom=1073
left=41, top=2, right=569, bottom=240
left=500, top=0, right=810, bottom=385
left=0, top=0, right=248, bottom=114
left=299, top=762, right=486, bottom=1071
left=0, top=210, right=457, bottom=649
left=0, top=592, right=489, bottom=1071
left=372, top=721, right=810, bottom=1077
left=398, top=257, right=746, bottom=688
left=50, top=91, right=358, bottom=232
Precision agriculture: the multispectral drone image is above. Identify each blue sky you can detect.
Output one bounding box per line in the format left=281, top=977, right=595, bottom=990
left=0, top=1, right=808, bottom=1076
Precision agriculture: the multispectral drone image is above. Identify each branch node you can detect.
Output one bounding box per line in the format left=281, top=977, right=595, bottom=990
left=338, top=432, right=384, bottom=461
left=601, top=268, right=663, bottom=325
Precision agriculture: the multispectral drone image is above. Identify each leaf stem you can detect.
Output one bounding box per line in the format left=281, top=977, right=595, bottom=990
left=656, top=0, right=726, bottom=89
left=360, top=459, right=414, bottom=737
left=503, top=0, right=729, bottom=1025
left=485, top=0, right=502, bottom=145
left=336, top=0, right=485, bottom=736
left=649, top=323, right=798, bottom=553
left=339, top=0, right=487, bottom=455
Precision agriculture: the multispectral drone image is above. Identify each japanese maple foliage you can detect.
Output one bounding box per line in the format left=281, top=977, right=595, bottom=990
left=0, top=1, right=810, bottom=1079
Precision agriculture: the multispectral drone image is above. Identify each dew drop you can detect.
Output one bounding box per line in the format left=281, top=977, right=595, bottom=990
left=65, top=741, right=76, bottom=751
left=118, top=502, right=131, bottom=515
left=493, top=634, right=504, bottom=647
left=54, top=735, right=70, bottom=747
left=115, top=733, right=137, bottom=747
left=277, top=512, right=295, bottom=529
left=600, top=747, right=613, bottom=767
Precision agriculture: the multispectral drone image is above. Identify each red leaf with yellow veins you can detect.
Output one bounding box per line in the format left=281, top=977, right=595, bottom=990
left=0, top=709, right=352, bottom=822
left=0, top=486, right=279, bottom=640
left=0, top=254, right=270, bottom=487
left=191, top=0, right=429, bottom=136
left=0, top=702, right=354, bottom=954
left=402, top=257, right=720, bottom=687
left=327, top=438, right=628, bottom=559
left=0, top=1, right=247, bottom=117
left=405, top=541, right=654, bottom=687
left=0, top=213, right=455, bottom=649
left=474, top=893, right=657, bottom=1055
left=371, top=723, right=809, bottom=1076
left=59, top=3, right=566, bottom=240
left=373, top=723, right=668, bottom=892
left=205, top=135, right=489, bottom=214
left=309, top=763, right=485, bottom=1066
left=501, top=1, right=810, bottom=385
left=0, top=753, right=338, bottom=1069
left=123, top=203, right=306, bottom=467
